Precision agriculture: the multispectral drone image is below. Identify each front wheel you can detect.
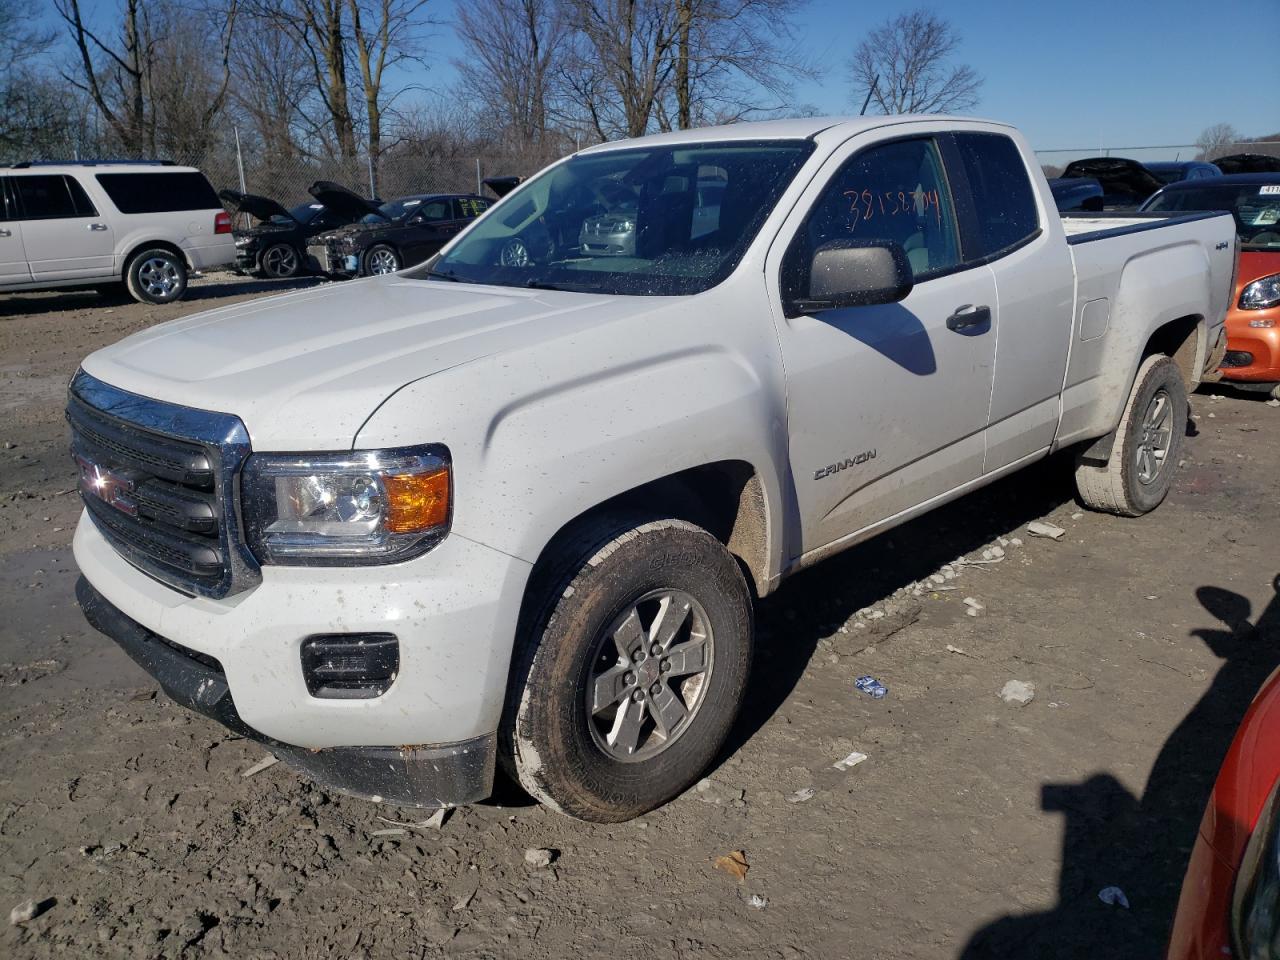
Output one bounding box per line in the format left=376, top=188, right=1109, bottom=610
left=363, top=244, right=400, bottom=276
left=504, top=516, right=753, bottom=822
left=1075, top=354, right=1187, bottom=516
left=260, top=243, right=300, bottom=279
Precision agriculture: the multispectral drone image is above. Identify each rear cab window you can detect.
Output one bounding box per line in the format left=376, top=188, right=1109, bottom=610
left=948, top=132, right=1041, bottom=260
left=94, top=171, right=220, bottom=214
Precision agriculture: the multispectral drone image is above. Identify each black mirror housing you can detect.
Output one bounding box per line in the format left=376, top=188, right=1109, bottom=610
left=792, top=238, right=913, bottom=314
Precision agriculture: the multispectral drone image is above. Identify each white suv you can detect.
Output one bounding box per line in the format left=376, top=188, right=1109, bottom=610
left=0, top=162, right=235, bottom=304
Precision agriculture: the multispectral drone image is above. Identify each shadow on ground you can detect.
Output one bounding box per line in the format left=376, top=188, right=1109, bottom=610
left=958, top=575, right=1280, bottom=958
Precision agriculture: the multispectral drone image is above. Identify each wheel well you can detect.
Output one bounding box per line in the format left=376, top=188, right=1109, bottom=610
left=535, top=462, right=772, bottom=597
left=1143, top=314, right=1202, bottom=386
left=122, top=240, right=187, bottom=278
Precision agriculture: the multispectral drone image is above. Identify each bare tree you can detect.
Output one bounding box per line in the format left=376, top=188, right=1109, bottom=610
left=560, top=0, right=681, bottom=140
left=1196, top=123, right=1240, bottom=162
left=347, top=0, right=433, bottom=171
left=228, top=19, right=313, bottom=161
left=0, top=0, right=63, bottom=157
left=848, top=9, right=981, bottom=115
left=454, top=0, right=566, bottom=151
left=55, top=0, right=238, bottom=156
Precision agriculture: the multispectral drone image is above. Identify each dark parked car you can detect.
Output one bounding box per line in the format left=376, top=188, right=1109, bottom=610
left=1048, top=176, right=1104, bottom=212
left=220, top=186, right=376, bottom=279
left=1060, top=157, right=1176, bottom=209
left=307, top=186, right=492, bottom=278
left=1214, top=153, right=1280, bottom=175
left=1145, top=160, right=1222, bottom=184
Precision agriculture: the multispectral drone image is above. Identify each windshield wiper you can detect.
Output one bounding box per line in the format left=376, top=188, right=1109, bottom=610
left=524, top=278, right=570, bottom=291
left=423, top=268, right=476, bottom=283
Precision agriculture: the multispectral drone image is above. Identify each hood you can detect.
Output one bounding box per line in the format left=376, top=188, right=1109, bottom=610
left=483, top=176, right=522, bottom=198
left=80, top=277, right=645, bottom=449
left=1215, top=154, right=1280, bottom=175
left=219, top=189, right=293, bottom=223
left=1060, top=157, right=1164, bottom=202
left=308, top=180, right=382, bottom=221
left=318, top=220, right=388, bottom=242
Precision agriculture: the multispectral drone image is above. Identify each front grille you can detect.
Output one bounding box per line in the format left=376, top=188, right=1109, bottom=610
left=67, top=371, right=259, bottom=599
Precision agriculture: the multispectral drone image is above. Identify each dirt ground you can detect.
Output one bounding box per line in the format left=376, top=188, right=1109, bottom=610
left=1, top=274, right=1277, bottom=959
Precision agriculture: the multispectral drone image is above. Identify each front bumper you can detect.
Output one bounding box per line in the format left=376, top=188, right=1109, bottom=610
left=77, top=577, right=495, bottom=807
left=1219, top=306, right=1280, bottom=383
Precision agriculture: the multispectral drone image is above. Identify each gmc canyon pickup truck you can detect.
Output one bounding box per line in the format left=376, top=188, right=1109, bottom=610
left=70, top=116, right=1234, bottom=822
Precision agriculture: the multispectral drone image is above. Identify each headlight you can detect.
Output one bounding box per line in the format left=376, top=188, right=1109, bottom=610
left=242, top=446, right=450, bottom=564
left=234, top=236, right=253, bottom=248
left=1240, top=274, right=1280, bottom=310
left=1234, top=776, right=1280, bottom=959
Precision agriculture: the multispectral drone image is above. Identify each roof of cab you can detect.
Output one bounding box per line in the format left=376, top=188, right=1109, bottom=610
left=0, top=162, right=203, bottom=175
left=576, top=114, right=1005, bottom=154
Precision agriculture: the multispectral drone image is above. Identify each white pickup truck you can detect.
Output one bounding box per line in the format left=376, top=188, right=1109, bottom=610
left=70, top=116, right=1234, bottom=822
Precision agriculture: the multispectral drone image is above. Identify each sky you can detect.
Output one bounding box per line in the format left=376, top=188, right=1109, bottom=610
left=57, top=0, right=1280, bottom=154
left=426, top=0, right=1279, bottom=153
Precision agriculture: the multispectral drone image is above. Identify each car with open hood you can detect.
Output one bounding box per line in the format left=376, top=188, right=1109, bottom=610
left=220, top=185, right=375, bottom=279
left=1214, top=154, right=1280, bottom=175
left=1142, top=173, right=1280, bottom=397
left=1060, top=157, right=1171, bottom=209
left=306, top=186, right=491, bottom=278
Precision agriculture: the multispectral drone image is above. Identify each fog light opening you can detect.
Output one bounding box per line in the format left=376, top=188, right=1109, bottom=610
left=301, top=633, right=399, bottom=699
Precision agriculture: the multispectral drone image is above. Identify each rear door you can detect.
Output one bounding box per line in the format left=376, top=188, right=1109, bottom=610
left=945, top=132, right=1075, bottom=471
left=12, top=174, right=115, bottom=281
left=0, top=178, right=32, bottom=286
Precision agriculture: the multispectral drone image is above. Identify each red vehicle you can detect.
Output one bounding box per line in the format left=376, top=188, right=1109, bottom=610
left=1167, top=661, right=1280, bottom=958
left=1142, top=175, right=1280, bottom=399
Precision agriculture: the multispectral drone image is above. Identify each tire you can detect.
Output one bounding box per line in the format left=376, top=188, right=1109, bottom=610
left=363, top=244, right=400, bottom=276
left=504, top=515, right=753, bottom=822
left=259, top=243, right=300, bottom=279
left=125, top=248, right=187, bottom=304
left=1075, top=354, right=1187, bottom=516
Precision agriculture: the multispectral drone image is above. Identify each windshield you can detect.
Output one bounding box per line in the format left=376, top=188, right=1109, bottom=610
left=1145, top=184, right=1280, bottom=250
left=272, top=202, right=322, bottom=225
left=362, top=197, right=421, bottom=223
left=427, top=140, right=814, bottom=295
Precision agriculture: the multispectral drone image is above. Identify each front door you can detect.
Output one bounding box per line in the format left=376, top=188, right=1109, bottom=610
left=767, top=134, right=998, bottom=558
left=12, top=174, right=114, bottom=281
left=402, top=198, right=457, bottom=265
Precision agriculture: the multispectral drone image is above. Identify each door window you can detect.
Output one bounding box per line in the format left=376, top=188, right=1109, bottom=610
left=455, top=197, right=490, bottom=219
left=951, top=133, right=1040, bottom=259
left=94, top=171, right=219, bottom=213
left=12, top=175, right=94, bottom=220
left=783, top=137, right=961, bottom=303
left=416, top=200, right=451, bottom=222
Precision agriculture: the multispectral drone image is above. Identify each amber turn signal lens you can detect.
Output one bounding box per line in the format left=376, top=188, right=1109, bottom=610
left=382, top=468, right=450, bottom=533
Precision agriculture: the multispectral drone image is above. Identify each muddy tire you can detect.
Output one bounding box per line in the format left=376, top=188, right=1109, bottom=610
left=124, top=248, right=187, bottom=304
left=1076, top=354, right=1187, bottom=516
left=504, top=515, right=753, bottom=822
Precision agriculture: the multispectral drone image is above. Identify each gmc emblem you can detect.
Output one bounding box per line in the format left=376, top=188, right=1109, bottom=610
left=76, top=455, right=139, bottom=517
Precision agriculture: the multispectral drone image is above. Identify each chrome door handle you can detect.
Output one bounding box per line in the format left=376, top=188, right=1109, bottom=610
left=0, top=228, right=11, bottom=237
left=87, top=223, right=108, bottom=231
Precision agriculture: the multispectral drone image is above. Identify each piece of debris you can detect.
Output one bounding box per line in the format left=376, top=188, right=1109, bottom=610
left=1098, top=886, right=1130, bottom=909
left=747, top=894, right=769, bottom=909
left=451, top=882, right=478, bottom=912
left=240, top=754, right=279, bottom=778
left=1266, top=398, right=1280, bottom=408
left=832, top=751, right=869, bottom=772
left=999, top=680, right=1036, bottom=706
left=854, top=675, right=888, bottom=699
left=945, top=644, right=971, bottom=656
left=1027, top=521, right=1066, bottom=541
left=129, top=690, right=155, bottom=702
left=524, top=847, right=556, bottom=869
left=9, top=898, right=46, bottom=925
left=714, top=850, right=749, bottom=882
left=376, top=807, right=451, bottom=831
left=786, top=787, right=816, bottom=804
left=371, top=828, right=407, bottom=838
left=694, top=778, right=746, bottom=806
left=1010, top=537, right=1023, bottom=547
left=963, top=597, right=984, bottom=617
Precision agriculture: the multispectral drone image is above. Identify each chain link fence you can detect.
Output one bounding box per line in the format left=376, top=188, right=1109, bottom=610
left=1035, top=141, right=1280, bottom=178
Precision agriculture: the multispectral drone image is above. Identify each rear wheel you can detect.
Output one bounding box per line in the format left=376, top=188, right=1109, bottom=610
left=504, top=516, right=753, bottom=822
left=1075, top=354, right=1187, bottom=516
left=260, top=243, right=300, bottom=279
left=364, top=244, right=400, bottom=276
left=125, top=248, right=187, bottom=304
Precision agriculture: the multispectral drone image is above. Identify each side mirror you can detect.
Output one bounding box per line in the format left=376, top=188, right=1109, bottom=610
left=791, top=239, right=913, bottom=314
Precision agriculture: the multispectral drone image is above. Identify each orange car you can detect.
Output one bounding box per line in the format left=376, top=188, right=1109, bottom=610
left=1143, top=174, right=1280, bottom=398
